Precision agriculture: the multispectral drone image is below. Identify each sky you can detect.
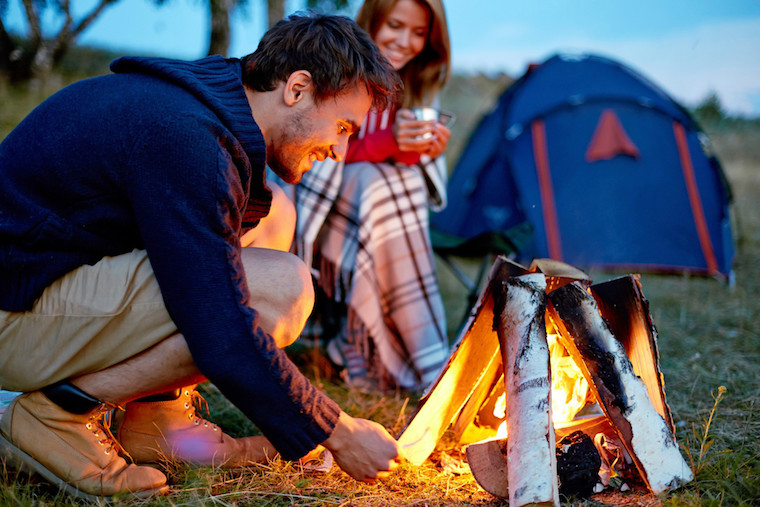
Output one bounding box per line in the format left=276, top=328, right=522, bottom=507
left=4, top=0, right=760, bottom=116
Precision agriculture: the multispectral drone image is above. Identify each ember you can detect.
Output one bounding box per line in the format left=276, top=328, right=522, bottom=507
left=398, top=256, right=693, bottom=505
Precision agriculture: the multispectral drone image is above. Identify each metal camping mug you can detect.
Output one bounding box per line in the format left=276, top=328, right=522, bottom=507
left=411, top=107, right=439, bottom=139
left=411, top=107, right=455, bottom=139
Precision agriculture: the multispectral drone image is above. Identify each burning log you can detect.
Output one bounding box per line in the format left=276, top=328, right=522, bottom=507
left=547, top=282, right=693, bottom=494
left=398, top=257, right=591, bottom=466
left=397, top=258, right=507, bottom=465
left=492, top=273, right=560, bottom=507
left=401, top=257, right=690, bottom=501
left=466, top=414, right=615, bottom=500
left=591, top=275, right=674, bottom=433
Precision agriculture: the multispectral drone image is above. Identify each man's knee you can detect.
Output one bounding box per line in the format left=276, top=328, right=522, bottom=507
left=241, top=248, right=314, bottom=348
left=269, top=254, right=313, bottom=348
left=280, top=254, right=315, bottom=327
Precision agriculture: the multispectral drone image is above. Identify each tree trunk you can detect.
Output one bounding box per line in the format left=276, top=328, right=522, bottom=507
left=207, top=0, right=233, bottom=56
left=0, top=16, right=23, bottom=80
left=30, top=43, right=56, bottom=84
left=267, top=0, right=285, bottom=29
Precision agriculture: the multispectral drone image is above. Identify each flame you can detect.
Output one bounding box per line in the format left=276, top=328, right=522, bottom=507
left=489, top=330, right=591, bottom=437
left=494, top=393, right=508, bottom=438
left=547, top=332, right=590, bottom=423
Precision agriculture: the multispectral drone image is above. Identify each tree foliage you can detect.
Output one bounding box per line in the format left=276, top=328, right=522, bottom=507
left=693, top=93, right=726, bottom=127
left=306, top=0, right=350, bottom=15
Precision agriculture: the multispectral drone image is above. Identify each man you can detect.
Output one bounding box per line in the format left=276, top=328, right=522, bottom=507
left=0, top=13, right=402, bottom=500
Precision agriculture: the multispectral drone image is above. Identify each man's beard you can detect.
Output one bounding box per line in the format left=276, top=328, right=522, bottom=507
left=267, top=151, right=303, bottom=184
left=267, top=113, right=311, bottom=185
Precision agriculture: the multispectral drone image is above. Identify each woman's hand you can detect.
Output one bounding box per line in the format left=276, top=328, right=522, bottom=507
left=424, top=121, right=450, bottom=159
left=393, top=109, right=449, bottom=158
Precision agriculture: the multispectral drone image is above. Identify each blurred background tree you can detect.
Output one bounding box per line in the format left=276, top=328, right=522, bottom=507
left=207, top=0, right=236, bottom=56
left=206, top=0, right=350, bottom=57
left=0, top=0, right=353, bottom=84
left=0, top=0, right=120, bottom=83
left=693, top=92, right=726, bottom=127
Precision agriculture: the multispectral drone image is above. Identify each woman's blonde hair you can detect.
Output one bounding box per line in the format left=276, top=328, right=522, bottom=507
left=356, top=0, right=451, bottom=109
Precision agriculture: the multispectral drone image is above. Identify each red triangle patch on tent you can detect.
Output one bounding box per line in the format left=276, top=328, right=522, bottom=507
left=585, top=109, right=640, bottom=162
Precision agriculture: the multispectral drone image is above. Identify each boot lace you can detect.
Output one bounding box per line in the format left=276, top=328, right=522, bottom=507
left=184, top=389, right=219, bottom=432
left=85, top=403, right=134, bottom=461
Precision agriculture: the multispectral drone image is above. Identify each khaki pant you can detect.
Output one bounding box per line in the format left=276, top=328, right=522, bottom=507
left=0, top=250, right=177, bottom=392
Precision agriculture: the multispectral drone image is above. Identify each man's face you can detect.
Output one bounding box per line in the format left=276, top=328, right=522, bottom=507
left=267, top=85, right=372, bottom=184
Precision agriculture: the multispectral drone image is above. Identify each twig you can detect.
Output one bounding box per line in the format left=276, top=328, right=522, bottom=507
left=394, top=396, right=410, bottom=431
left=696, top=385, right=727, bottom=473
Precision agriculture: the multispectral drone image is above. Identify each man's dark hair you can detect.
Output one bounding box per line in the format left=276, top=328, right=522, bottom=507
left=241, top=12, right=401, bottom=110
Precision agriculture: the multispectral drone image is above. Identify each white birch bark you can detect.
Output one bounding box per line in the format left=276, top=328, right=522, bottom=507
left=549, top=282, right=693, bottom=494
left=493, top=273, right=560, bottom=507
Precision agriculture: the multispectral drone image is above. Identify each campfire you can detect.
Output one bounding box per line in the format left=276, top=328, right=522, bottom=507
left=398, top=257, right=693, bottom=506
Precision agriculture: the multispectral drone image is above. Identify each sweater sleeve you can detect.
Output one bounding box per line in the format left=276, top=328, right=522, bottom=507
left=345, top=116, right=421, bottom=166
left=125, top=119, right=339, bottom=460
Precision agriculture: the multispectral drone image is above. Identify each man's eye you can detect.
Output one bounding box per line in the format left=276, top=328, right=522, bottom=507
left=338, top=125, right=348, bottom=134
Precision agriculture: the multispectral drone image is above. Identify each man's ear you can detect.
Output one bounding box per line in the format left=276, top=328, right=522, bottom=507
left=283, top=70, right=314, bottom=106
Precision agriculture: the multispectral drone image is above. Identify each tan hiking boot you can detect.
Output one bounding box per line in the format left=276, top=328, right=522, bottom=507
left=117, top=386, right=277, bottom=468
left=0, top=391, right=169, bottom=501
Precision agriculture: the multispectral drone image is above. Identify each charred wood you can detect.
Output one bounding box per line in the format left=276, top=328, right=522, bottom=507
left=556, top=430, right=601, bottom=499
left=548, top=282, right=693, bottom=494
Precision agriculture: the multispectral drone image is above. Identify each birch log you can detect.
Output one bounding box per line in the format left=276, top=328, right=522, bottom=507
left=466, top=438, right=510, bottom=499
left=548, top=282, right=693, bottom=493
left=397, top=257, right=506, bottom=465
left=493, top=273, right=560, bottom=507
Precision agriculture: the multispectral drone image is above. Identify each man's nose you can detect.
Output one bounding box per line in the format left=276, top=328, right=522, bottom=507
left=329, top=139, right=349, bottom=162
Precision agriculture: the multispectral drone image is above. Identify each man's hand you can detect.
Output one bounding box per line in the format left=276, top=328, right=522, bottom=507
left=322, top=411, right=400, bottom=482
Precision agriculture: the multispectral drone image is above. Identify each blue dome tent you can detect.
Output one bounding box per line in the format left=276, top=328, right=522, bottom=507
left=432, top=53, right=735, bottom=282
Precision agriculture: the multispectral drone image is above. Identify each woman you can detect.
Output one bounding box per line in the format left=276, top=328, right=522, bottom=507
left=286, top=0, right=452, bottom=391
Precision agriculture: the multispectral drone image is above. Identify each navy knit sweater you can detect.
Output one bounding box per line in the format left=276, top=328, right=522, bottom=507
left=0, top=56, right=340, bottom=459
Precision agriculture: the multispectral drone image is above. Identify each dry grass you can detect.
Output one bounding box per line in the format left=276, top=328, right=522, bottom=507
left=2, top=68, right=759, bottom=506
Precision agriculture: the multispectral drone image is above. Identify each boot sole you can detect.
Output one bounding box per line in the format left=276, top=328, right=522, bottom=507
left=0, top=430, right=32, bottom=474
left=0, top=431, right=170, bottom=501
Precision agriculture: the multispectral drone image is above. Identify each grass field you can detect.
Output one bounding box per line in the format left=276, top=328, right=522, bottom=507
left=1, top=65, right=759, bottom=505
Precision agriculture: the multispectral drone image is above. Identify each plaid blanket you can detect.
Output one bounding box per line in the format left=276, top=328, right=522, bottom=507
left=276, top=125, right=449, bottom=389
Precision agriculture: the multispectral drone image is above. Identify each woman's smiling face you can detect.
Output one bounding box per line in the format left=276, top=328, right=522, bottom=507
left=374, top=0, right=430, bottom=71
